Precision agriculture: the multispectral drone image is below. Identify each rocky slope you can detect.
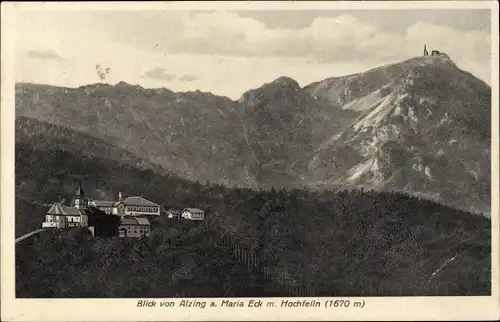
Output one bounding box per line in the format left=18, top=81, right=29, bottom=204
left=306, top=55, right=491, bottom=214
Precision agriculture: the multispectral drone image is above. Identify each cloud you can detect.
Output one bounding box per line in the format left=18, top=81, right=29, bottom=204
left=142, top=67, right=198, bottom=82
left=406, top=21, right=491, bottom=61
left=142, top=67, right=177, bottom=81
left=16, top=10, right=491, bottom=69
left=135, top=12, right=490, bottom=67
left=26, top=50, right=63, bottom=61
left=179, top=74, right=199, bottom=82
left=14, top=10, right=491, bottom=98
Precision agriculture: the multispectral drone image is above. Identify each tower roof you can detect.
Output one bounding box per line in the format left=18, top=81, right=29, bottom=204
left=75, top=182, right=84, bottom=196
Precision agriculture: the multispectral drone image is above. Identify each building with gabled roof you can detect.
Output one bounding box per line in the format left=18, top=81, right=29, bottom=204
left=166, top=209, right=181, bottom=219
left=118, top=217, right=151, bottom=238
left=112, top=195, right=161, bottom=217
left=41, top=183, right=160, bottom=238
left=89, top=200, right=115, bottom=214
left=181, top=208, right=205, bottom=221
left=42, top=201, right=89, bottom=229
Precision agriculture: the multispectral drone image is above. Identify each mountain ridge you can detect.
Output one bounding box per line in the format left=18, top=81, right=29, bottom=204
left=15, top=55, right=491, bottom=213
left=17, top=54, right=478, bottom=102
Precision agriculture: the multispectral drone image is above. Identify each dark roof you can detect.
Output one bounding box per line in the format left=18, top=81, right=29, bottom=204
left=183, top=208, right=204, bottom=213
left=91, top=200, right=115, bottom=207
left=119, top=217, right=151, bottom=226
left=79, top=208, right=92, bottom=215
left=119, top=218, right=138, bottom=226
left=115, top=196, right=159, bottom=207
left=166, top=209, right=180, bottom=214
left=47, top=202, right=83, bottom=216
left=136, top=218, right=150, bottom=226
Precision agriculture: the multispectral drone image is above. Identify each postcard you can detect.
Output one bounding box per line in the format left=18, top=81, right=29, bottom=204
left=1, top=1, right=499, bottom=321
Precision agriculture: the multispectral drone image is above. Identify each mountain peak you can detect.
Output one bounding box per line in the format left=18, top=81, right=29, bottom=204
left=115, top=81, right=131, bottom=87
left=115, top=81, right=144, bottom=90
left=238, top=76, right=304, bottom=106
left=270, top=76, right=300, bottom=88
left=411, top=54, right=456, bottom=68
left=79, top=83, right=112, bottom=89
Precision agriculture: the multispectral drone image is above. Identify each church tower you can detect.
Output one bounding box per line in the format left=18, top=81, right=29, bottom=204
left=74, top=182, right=88, bottom=209
left=423, top=44, right=429, bottom=56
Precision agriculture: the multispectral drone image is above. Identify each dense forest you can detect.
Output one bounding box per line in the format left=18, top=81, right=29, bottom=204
left=16, top=188, right=491, bottom=297
left=15, top=126, right=491, bottom=297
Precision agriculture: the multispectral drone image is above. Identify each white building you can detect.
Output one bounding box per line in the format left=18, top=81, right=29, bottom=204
left=41, top=202, right=89, bottom=229
left=181, top=208, right=205, bottom=221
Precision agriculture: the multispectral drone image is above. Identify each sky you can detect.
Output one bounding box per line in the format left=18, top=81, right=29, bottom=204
left=15, top=8, right=492, bottom=100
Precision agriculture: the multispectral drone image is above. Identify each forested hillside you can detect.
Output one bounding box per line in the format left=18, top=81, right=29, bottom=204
left=16, top=190, right=491, bottom=297
left=15, top=118, right=491, bottom=296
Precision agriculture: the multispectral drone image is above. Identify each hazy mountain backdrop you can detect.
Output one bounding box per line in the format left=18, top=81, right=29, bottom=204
left=15, top=55, right=491, bottom=214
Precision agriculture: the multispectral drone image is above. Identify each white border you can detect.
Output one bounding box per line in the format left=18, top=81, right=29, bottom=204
left=1, top=2, right=499, bottom=321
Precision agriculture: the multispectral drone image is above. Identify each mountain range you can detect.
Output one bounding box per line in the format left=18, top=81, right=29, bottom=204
left=15, top=54, right=491, bottom=214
